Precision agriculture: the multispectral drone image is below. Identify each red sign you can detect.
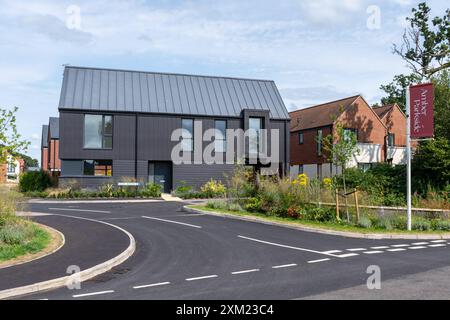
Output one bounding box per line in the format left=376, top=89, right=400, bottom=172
left=410, top=83, right=434, bottom=139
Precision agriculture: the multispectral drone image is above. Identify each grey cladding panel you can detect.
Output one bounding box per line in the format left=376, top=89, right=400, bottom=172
left=59, top=66, right=289, bottom=120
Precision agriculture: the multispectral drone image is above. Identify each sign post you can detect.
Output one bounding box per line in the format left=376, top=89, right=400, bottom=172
left=406, top=83, right=435, bottom=231
left=406, top=87, right=412, bottom=231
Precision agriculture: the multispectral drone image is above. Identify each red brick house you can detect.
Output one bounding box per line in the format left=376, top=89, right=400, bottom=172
left=372, top=103, right=409, bottom=165
left=290, top=95, right=406, bottom=179
left=41, top=117, right=61, bottom=175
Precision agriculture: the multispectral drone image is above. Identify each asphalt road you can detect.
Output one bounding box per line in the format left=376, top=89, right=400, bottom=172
left=12, top=201, right=450, bottom=300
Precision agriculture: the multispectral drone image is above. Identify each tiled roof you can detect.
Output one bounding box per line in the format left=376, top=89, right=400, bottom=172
left=289, top=95, right=360, bottom=131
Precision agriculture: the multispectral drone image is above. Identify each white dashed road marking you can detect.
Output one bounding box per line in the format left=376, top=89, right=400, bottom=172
left=231, top=269, right=260, bottom=275
left=409, top=246, right=427, bottom=250
left=142, top=216, right=202, bottom=229
left=133, top=282, right=171, bottom=289
left=186, top=275, right=218, bottom=281
left=412, top=242, right=429, bottom=245
left=347, top=248, right=367, bottom=252
left=73, top=290, right=115, bottom=298
left=364, top=251, right=384, bottom=254
left=336, top=253, right=359, bottom=258
left=371, top=246, right=389, bottom=250
left=392, top=244, right=409, bottom=248
left=272, top=264, right=297, bottom=269
left=428, top=244, right=446, bottom=248
left=430, top=240, right=446, bottom=243
left=307, top=259, right=330, bottom=264
left=387, top=248, right=407, bottom=252
left=322, top=250, right=342, bottom=254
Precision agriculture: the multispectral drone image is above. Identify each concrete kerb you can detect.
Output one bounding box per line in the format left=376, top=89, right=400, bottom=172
left=0, top=213, right=136, bottom=300
left=184, top=206, right=450, bottom=240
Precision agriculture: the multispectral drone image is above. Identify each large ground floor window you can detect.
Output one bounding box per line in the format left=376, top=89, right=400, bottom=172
left=83, top=160, right=113, bottom=176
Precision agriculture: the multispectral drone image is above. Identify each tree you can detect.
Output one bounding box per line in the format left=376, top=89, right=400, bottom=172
left=393, top=2, right=450, bottom=80
left=432, top=69, right=450, bottom=141
left=412, top=138, right=450, bottom=192
left=0, top=107, right=30, bottom=165
left=379, top=74, right=421, bottom=112
left=323, top=123, right=359, bottom=222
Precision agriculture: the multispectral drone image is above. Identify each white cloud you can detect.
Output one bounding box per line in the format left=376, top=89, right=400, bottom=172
left=298, top=0, right=366, bottom=25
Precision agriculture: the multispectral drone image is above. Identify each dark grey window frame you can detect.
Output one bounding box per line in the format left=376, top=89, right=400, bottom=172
left=387, top=133, right=395, bottom=146
left=83, top=114, right=114, bottom=150
left=298, top=132, right=304, bottom=145
left=181, top=118, right=194, bottom=152
left=317, top=129, right=323, bottom=156
left=214, top=119, right=227, bottom=153
left=82, top=159, right=113, bottom=177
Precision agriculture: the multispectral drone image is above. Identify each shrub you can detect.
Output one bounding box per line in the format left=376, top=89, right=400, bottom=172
left=244, top=197, right=262, bottom=213
left=0, top=222, right=33, bottom=245
left=305, top=206, right=335, bottom=222
left=358, top=215, right=372, bottom=228
left=19, top=171, right=53, bottom=192
left=371, top=216, right=393, bottom=230
left=431, top=219, right=450, bottom=231
left=287, top=207, right=300, bottom=219
left=140, top=183, right=162, bottom=198
left=412, top=218, right=432, bottom=231
left=99, top=184, right=114, bottom=198
left=206, top=200, right=228, bottom=210
left=228, top=203, right=244, bottom=212
left=200, top=179, right=226, bottom=198
left=391, top=215, right=408, bottom=230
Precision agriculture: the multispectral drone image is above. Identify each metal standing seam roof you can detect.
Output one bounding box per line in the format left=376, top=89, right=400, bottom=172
left=41, top=124, right=49, bottom=148
left=58, top=66, right=290, bottom=120
left=49, top=117, right=59, bottom=139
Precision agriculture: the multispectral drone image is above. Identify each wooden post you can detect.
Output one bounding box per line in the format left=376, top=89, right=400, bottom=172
left=335, top=188, right=340, bottom=220
left=354, top=188, right=360, bottom=223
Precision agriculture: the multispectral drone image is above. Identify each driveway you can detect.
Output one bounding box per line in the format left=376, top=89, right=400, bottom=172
left=13, top=201, right=450, bottom=300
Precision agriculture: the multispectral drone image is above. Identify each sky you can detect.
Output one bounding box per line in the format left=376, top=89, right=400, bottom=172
left=0, top=0, right=448, bottom=163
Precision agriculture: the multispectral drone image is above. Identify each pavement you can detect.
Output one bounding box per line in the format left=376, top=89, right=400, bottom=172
left=6, top=201, right=450, bottom=300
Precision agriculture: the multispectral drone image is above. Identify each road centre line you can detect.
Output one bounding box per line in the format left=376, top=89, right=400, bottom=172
left=133, top=282, right=171, bottom=289
left=237, top=235, right=341, bottom=257
left=142, top=216, right=202, bottom=229
left=73, top=290, right=115, bottom=298
left=231, top=269, right=260, bottom=275
left=272, top=264, right=297, bottom=269
left=186, top=275, right=218, bottom=281
left=48, top=208, right=111, bottom=214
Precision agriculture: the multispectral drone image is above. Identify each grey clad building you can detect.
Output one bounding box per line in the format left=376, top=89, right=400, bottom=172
left=58, top=66, right=290, bottom=192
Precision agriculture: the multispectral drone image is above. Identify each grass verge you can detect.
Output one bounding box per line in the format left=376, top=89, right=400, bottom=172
left=0, top=220, right=51, bottom=262
left=188, top=204, right=450, bottom=235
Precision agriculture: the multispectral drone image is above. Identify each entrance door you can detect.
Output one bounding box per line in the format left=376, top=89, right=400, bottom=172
left=149, top=162, right=172, bottom=193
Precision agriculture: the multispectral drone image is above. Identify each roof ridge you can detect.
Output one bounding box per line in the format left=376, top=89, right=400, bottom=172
left=64, top=65, right=275, bottom=83
left=289, top=95, right=361, bottom=114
